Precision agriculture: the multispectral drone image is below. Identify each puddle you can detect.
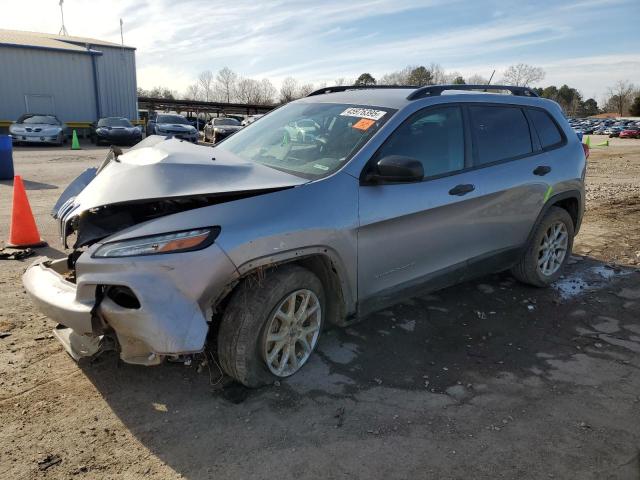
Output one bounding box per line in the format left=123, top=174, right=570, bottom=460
left=554, top=265, right=629, bottom=300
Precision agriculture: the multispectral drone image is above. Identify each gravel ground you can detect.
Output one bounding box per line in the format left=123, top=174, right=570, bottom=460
left=1, top=136, right=639, bottom=480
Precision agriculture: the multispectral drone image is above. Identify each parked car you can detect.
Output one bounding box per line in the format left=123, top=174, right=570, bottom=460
left=146, top=114, right=199, bottom=143
left=241, top=114, right=264, bottom=126
left=609, top=126, right=625, bottom=138
left=203, top=117, right=242, bottom=143
left=23, top=84, right=586, bottom=387
left=619, top=128, right=640, bottom=139
left=90, top=117, right=142, bottom=146
left=8, top=114, right=67, bottom=146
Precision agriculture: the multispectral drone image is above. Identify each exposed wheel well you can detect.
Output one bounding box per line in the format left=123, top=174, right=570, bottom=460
left=213, top=254, right=348, bottom=328
left=552, top=196, right=579, bottom=229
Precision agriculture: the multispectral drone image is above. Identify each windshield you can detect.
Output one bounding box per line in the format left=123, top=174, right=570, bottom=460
left=217, top=103, right=395, bottom=178
left=19, top=115, right=59, bottom=125
left=98, top=118, right=132, bottom=127
left=214, top=118, right=240, bottom=126
left=156, top=115, right=189, bottom=124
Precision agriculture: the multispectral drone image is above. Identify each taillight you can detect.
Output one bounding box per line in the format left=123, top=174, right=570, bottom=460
left=582, top=143, right=590, bottom=159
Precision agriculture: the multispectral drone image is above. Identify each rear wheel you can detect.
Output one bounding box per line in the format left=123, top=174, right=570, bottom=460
left=217, top=265, right=325, bottom=387
left=511, top=206, right=574, bottom=287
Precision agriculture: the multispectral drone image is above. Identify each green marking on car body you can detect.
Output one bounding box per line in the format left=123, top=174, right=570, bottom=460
left=543, top=185, right=553, bottom=202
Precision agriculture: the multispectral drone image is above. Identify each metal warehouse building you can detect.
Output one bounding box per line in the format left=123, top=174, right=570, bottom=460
left=0, top=29, right=137, bottom=126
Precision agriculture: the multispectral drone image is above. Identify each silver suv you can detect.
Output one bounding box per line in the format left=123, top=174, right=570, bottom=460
left=24, top=85, right=586, bottom=387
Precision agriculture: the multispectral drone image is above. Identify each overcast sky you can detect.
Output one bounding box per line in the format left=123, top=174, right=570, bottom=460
left=3, top=0, right=639, bottom=102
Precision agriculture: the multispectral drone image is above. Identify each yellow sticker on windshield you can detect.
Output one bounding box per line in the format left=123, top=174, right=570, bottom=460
left=353, top=118, right=376, bottom=131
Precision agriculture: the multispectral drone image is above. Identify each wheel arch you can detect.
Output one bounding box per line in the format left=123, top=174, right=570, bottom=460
left=214, top=247, right=355, bottom=327
left=527, top=190, right=583, bottom=247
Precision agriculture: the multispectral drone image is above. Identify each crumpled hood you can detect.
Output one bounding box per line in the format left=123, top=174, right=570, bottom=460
left=54, top=136, right=309, bottom=248
left=72, top=135, right=307, bottom=212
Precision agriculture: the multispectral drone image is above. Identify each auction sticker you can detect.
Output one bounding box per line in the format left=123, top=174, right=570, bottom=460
left=340, top=107, right=386, bottom=121
left=352, top=118, right=376, bottom=131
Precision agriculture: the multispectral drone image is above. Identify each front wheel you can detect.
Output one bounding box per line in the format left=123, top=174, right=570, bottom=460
left=511, top=206, right=574, bottom=287
left=217, top=265, right=325, bottom=387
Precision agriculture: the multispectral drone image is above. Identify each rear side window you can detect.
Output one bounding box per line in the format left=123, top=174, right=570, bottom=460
left=528, top=109, right=563, bottom=148
left=469, top=106, right=532, bottom=165
left=375, top=106, right=464, bottom=178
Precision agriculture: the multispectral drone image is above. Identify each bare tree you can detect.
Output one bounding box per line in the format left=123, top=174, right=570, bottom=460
left=184, top=83, right=201, bottom=101
left=501, top=64, right=545, bottom=87
left=298, top=83, right=315, bottom=96
left=236, top=78, right=261, bottom=104
left=467, top=74, right=490, bottom=85
left=605, top=80, right=636, bottom=115
left=215, top=67, right=238, bottom=103
left=197, top=70, right=214, bottom=102
left=379, top=66, right=414, bottom=86
left=279, top=77, right=299, bottom=103
left=428, top=63, right=446, bottom=84
left=258, top=79, right=276, bottom=105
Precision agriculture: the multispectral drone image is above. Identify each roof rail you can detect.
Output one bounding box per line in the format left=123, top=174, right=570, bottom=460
left=407, top=84, right=539, bottom=100
left=307, top=85, right=419, bottom=97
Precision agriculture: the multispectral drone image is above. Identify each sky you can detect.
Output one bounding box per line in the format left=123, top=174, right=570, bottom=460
left=2, top=0, right=639, bottom=103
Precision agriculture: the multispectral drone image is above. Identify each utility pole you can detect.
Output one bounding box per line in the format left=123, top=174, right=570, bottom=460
left=120, top=18, right=124, bottom=45
left=58, top=0, right=69, bottom=36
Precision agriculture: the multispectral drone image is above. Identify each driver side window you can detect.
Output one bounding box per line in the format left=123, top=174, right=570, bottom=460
left=376, top=106, right=465, bottom=178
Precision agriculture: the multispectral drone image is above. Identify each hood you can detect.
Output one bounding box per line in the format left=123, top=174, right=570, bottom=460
left=157, top=123, right=194, bottom=131
left=214, top=125, right=242, bottom=131
left=12, top=123, right=61, bottom=130
left=74, top=136, right=307, bottom=211
left=54, top=136, right=309, bottom=248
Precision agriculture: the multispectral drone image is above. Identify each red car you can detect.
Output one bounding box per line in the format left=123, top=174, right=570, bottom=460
left=620, top=128, right=640, bottom=139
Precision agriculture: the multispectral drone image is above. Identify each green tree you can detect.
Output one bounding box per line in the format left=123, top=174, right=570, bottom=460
left=452, top=76, right=466, bottom=85
left=582, top=98, right=599, bottom=116
left=354, top=73, right=376, bottom=86
left=629, top=96, right=640, bottom=116
left=407, top=66, right=432, bottom=86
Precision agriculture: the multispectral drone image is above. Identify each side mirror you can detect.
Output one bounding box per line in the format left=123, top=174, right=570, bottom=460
left=365, top=155, right=424, bottom=184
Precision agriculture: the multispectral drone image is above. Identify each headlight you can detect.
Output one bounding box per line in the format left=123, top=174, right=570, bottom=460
left=215, top=128, right=226, bottom=134
left=9, top=125, right=24, bottom=134
left=43, top=127, right=62, bottom=135
left=93, top=227, right=220, bottom=258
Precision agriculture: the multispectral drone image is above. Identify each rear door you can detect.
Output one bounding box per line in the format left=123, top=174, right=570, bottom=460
left=460, top=104, right=550, bottom=267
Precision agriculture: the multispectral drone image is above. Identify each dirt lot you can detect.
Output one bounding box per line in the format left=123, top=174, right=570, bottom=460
left=1, top=136, right=639, bottom=479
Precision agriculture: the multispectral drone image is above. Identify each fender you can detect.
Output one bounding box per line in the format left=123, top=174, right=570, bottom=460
left=525, top=189, right=584, bottom=248
left=226, top=246, right=356, bottom=322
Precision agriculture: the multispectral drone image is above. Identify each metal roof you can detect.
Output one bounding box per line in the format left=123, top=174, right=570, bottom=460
left=0, top=29, right=135, bottom=53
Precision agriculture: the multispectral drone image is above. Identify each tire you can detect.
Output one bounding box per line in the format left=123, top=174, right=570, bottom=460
left=511, top=206, right=574, bottom=287
left=217, top=265, right=325, bottom=387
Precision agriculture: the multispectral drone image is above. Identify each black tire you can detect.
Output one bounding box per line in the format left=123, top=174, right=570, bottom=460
left=217, top=265, right=325, bottom=388
left=511, top=206, right=575, bottom=287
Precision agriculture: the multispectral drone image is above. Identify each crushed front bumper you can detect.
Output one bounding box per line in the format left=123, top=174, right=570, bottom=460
left=23, top=246, right=238, bottom=365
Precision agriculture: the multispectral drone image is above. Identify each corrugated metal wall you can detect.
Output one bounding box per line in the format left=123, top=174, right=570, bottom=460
left=0, top=46, right=97, bottom=122
left=93, top=45, right=138, bottom=120
left=0, top=44, right=138, bottom=122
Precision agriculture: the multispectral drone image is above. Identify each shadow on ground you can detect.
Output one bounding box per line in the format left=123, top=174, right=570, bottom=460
left=79, top=256, right=640, bottom=479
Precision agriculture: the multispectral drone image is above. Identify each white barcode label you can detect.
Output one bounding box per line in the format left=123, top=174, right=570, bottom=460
left=340, top=108, right=386, bottom=121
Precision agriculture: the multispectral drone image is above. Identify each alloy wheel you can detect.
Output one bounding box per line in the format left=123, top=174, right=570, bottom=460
left=262, top=289, right=322, bottom=377
left=537, top=221, right=568, bottom=276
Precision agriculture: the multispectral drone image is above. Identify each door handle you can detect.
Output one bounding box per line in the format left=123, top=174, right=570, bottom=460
left=533, top=165, right=551, bottom=176
left=448, top=184, right=475, bottom=196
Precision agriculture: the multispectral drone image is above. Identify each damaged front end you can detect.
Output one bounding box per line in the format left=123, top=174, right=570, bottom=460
left=24, top=136, right=307, bottom=365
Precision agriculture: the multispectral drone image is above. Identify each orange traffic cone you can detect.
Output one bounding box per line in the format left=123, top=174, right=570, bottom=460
left=7, top=176, right=47, bottom=248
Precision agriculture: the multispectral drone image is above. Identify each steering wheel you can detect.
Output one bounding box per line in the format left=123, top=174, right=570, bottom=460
left=314, top=134, right=329, bottom=155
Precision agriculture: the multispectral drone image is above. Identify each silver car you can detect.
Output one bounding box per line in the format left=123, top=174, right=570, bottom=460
left=23, top=84, right=586, bottom=387
left=9, top=114, right=67, bottom=146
